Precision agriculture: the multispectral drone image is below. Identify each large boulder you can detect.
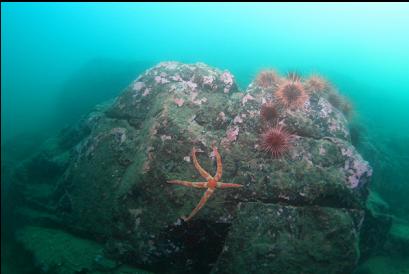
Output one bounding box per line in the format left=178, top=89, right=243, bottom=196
left=12, top=62, right=373, bottom=273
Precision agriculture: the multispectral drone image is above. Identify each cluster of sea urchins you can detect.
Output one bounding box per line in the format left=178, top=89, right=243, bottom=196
left=255, top=70, right=332, bottom=110
left=256, top=71, right=317, bottom=158
left=259, top=100, right=293, bottom=158
left=255, top=70, right=351, bottom=158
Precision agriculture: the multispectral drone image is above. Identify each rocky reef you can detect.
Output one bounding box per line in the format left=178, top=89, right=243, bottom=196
left=11, top=62, right=376, bottom=274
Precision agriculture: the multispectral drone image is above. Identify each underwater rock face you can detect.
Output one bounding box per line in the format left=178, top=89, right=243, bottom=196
left=212, top=202, right=364, bottom=274
left=12, top=62, right=372, bottom=273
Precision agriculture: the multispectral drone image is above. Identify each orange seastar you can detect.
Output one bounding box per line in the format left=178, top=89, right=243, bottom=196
left=167, top=145, right=243, bottom=221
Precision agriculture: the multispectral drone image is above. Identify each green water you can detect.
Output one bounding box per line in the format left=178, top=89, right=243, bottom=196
left=1, top=3, right=409, bottom=274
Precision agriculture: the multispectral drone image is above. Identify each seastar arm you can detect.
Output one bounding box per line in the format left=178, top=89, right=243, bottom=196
left=192, top=147, right=212, bottom=180
left=167, top=180, right=207, bottom=188
left=217, top=182, right=244, bottom=188
left=183, top=188, right=215, bottom=221
left=213, top=145, right=223, bottom=182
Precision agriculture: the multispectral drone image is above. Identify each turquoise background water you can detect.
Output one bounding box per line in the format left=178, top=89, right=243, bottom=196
left=2, top=3, right=409, bottom=273
left=2, top=3, right=409, bottom=141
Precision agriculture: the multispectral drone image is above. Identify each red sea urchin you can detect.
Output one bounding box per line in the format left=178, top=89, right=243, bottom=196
left=275, top=79, right=309, bottom=109
left=327, top=91, right=342, bottom=109
left=260, top=102, right=279, bottom=122
left=305, top=75, right=328, bottom=93
left=256, top=70, right=279, bottom=89
left=261, top=124, right=293, bottom=158
left=340, top=98, right=353, bottom=119
left=287, top=71, right=302, bottom=82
